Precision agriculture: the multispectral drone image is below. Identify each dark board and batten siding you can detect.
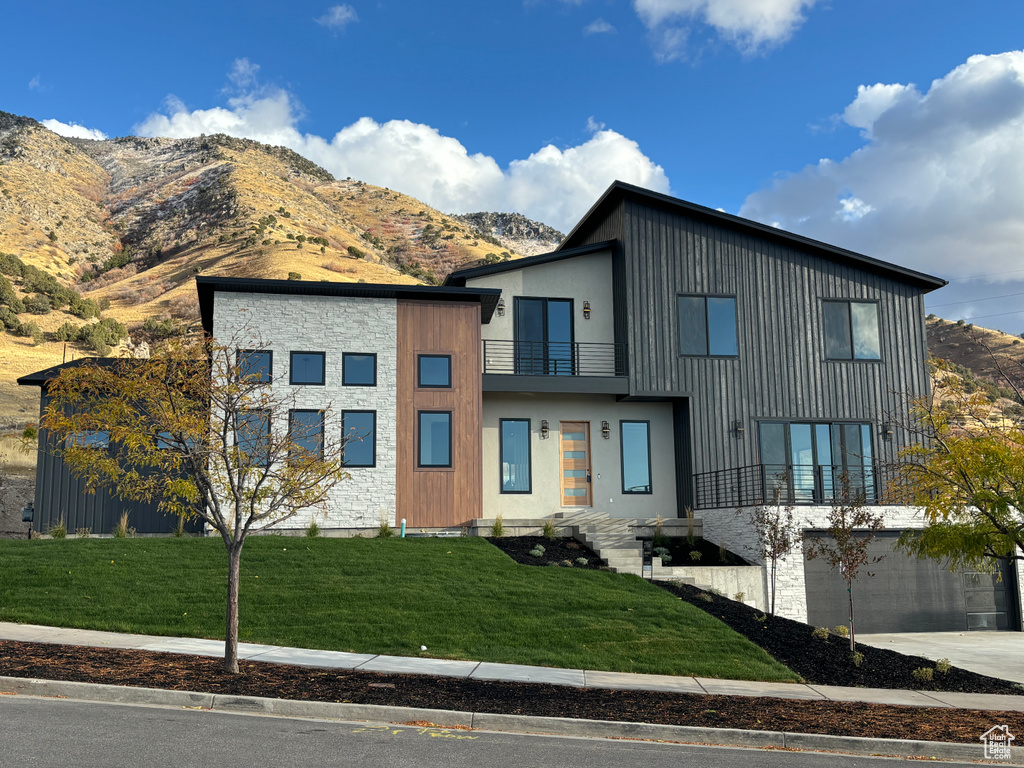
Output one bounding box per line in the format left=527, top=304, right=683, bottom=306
left=32, top=391, right=202, bottom=535
left=618, top=199, right=932, bottom=477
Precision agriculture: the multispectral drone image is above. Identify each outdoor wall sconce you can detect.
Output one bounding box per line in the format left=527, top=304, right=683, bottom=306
left=583, top=301, right=592, bottom=319
left=732, top=420, right=745, bottom=438
left=540, top=419, right=549, bottom=439
left=602, top=420, right=610, bottom=439
left=881, top=423, right=894, bottom=441
left=496, top=297, right=505, bottom=317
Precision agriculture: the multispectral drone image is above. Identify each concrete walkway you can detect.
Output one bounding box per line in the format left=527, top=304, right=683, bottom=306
left=2, top=622, right=1022, bottom=713
left=859, top=631, right=1024, bottom=685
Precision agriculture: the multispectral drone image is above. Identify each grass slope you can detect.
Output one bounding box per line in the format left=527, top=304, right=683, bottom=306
left=0, top=536, right=796, bottom=682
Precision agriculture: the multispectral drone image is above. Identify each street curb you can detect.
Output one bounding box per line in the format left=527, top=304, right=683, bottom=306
left=0, top=676, right=1015, bottom=764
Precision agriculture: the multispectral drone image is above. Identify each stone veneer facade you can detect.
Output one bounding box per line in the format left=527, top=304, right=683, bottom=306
left=212, top=291, right=398, bottom=529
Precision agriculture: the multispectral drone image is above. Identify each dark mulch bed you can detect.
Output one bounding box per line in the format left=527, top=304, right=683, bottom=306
left=0, top=640, right=1019, bottom=745
left=645, top=536, right=749, bottom=566
left=658, top=580, right=1023, bottom=696
left=486, top=536, right=607, bottom=570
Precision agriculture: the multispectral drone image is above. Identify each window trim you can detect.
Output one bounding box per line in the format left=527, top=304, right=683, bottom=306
left=235, top=409, right=271, bottom=467
left=288, top=409, right=325, bottom=461
left=289, top=351, right=326, bottom=386
left=619, top=420, right=653, bottom=495
left=417, top=410, right=453, bottom=469
left=416, top=353, right=453, bottom=389
left=822, top=299, right=882, bottom=362
left=237, top=349, right=273, bottom=383
left=341, top=409, right=377, bottom=468
left=342, top=352, right=378, bottom=386
left=499, top=418, right=532, bottom=494
left=677, top=294, right=739, bottom=358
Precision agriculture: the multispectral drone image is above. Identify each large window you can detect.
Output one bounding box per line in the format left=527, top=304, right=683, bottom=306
left=288, top=410, right=324, bottom=461
left=823, top=301, right=881, bottom=360
left=342, top=410, right=376, bottom=467
left=236, top=410, right=270, bottom=467
left=678, top=296, right=738, bottom=357
left=343, top=353, right=377, bottom=386
left=418, top=411, right=452, bottom=468
left=758, top=421, right=875, bottom=503
left=500, top=419, right=531, bottom=493
left=514, top=297, right=573, bottom=375
left=237, top=350, right=272, bottom=383
left=417, top=355, right=451, bottom=388
left=290, top=352, right=326, bottom=385
left=620, top=421, right=652, bottom=494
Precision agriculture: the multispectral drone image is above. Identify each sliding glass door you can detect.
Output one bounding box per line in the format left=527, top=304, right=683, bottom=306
left=514, top=297, right=573, bottom=375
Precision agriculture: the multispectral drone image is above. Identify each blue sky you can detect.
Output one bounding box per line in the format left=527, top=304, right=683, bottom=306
left=5, top=1, right=1024, bottom=331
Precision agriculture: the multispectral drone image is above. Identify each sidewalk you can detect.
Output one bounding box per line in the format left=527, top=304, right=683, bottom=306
left=2, top=621, right=1023, bottom=713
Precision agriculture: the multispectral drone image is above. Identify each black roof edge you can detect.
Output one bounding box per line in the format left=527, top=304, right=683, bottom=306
left=17, top=357, right=120, bottom=387
left=560, top=181, right=948, bottom=291
left=196, top=276, right=503, bottom=333
left=443, top=240, right=617, bottom=286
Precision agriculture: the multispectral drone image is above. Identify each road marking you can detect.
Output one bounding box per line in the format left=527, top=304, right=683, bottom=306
left=351, top=724, right=479, bottom=740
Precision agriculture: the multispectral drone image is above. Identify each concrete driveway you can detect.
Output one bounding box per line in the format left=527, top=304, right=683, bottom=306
left=858, top=632, right=1024, bottom=684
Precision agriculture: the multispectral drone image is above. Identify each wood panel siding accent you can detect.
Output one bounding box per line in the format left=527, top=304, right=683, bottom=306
left=619, top=198, right=933, bottom=479
left=396, top=301, right=483, bottom=526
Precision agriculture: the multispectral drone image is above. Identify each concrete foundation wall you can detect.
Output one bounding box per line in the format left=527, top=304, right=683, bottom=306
left=653, top=564, right=768, bottom=611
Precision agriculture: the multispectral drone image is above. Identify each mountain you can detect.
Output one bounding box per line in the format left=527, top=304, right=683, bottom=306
left=0, top=112, right=545, bottom=427
left=451, top=212, right=564, bottom=256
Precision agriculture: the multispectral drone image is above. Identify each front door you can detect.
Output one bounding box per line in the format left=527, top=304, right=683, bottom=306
left=560, top=421, right=592, bottom=506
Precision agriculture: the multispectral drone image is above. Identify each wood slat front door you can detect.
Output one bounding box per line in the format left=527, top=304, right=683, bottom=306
left=559, top=421, right=591, bottom=507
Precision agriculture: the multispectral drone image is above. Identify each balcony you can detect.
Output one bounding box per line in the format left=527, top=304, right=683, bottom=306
left=482, top=340, right=628, bottom=394
left=693, top=463, right=887, bottom=510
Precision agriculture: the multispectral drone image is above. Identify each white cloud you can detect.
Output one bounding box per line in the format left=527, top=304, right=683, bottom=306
left=316, top=4, right=358, bottom=31
left=227, top=58, right=261, bottom=90
left=584, top=18, right=616, bottom=34
left=586, top=116, right=606, bottom=132
left=740, top=51, right=1024, bottom=292
left=135, top=64, right=669, bottom=231
left=633, top=0, right=818, bottom=59
left=41, top=119, right=108, bottom=141
left=28, top=75, right=41, bottom=91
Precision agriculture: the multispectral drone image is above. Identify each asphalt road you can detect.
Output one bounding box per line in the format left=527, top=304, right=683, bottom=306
left=0, top=696, right=980, bottom=768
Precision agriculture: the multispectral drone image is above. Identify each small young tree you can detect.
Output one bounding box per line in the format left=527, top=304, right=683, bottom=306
left=741, top=481, right=799, bottom=615
left=803, top=490, right=884, bottom=652
left=42, top=334, right=350, bottom=673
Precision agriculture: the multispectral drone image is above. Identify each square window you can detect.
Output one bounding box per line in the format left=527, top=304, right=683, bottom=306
left=342, top=411, right=376, bottom=467
left=236, top=410, right=270, bottom=467
left=237, top=350, right=272, bottom=383
left=678, top=296, right=738, bottom=357
left=343, top=353, right=377, bottom=386
left=288, top=410, right=324, bottom=461
left=290, top=352, right=326, bottom=385
left=417, top=355, right=451, bottom=388
left=418, top=411, right=452, bottom=468
left=500, top=419, right=531, bottom=493
left=823, top=301, right=881, bottom=360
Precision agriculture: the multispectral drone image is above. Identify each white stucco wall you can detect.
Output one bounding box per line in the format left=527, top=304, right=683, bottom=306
left=482, top=393, right=677, bottom=519
left=467, top=250, right=615, bottom=346
left=212, top=292, right=398, bottom=529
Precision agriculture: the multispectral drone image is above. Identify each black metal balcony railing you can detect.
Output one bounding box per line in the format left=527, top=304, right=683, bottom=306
left=483, top=340, right=626, bottom=377
left=693, top=464, right=886, bottom=510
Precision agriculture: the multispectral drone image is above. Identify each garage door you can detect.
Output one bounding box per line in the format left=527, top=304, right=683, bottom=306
left=804, top=531, right=1019, bottom=633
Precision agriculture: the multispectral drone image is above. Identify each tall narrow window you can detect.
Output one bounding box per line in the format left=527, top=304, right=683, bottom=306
left=342, top=410, right=376, bottom=467
left=500, top=419, right=531, bottom=493
left=236, top=410, right=270, bottom=467
left=678, top=296, right=738, bottom=357
left=417, top=355, right=451, bottom=388
left=343, top=353, right=377, bottom=386
left=290, top=352, right=325, bottom=385
left=823, top=301, right=881, bottom=360
left=620, top=421, right=652, bottom=494
left=418, top=411, right=452, bottom=468
left=288, top=410, right=324, bottom=461
left=237, top=350, right=272, bottom=383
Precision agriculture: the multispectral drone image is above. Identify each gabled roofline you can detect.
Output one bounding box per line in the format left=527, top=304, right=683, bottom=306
left=196, top=276, right=503, bottom=333
left=560, top=181, right=947, bottom=291
left=443, top=240, right=616, bottom=286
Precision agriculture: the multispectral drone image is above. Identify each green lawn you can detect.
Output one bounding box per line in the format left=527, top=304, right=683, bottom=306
left=0, top=536, right=797, bottom=682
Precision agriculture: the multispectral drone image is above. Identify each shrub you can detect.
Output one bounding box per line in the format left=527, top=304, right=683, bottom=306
left=0, top=274, right=25, bottom=312
left=734, top=592, right=746, bottom=602
left=688, top=550, right=702, bottom=562
left=377, top=515, right=395, bottom=538
left=833, top=624, right=850, bottom=638
left=575, top=557, right=588, bottom=566
left=19, top=321, right=43, bottom=344
left=935, top=658, right=952, bottom=674
left=0, top=306, right=21, bottom=332
left=347, top=246, right=366, bottom=259
left=53, top=321, right=80, bottom=342
left=529, top=545, right=545, bottom=557
left=811, top=626, right=830, bottom=641
left=76, top=527, right=91, bottom=538
left=911, top=667, right=934, bottom=682
left=24, top=293, right=52, bottom=314
left=48, top=518, right=67, bottom=539
left=305, top=520, right=321, bottom=538
left=850, top=651, right=865, bottom=668
left=112, top=512, right=130, bottom=538
left=560, top=559, right=573, bottom=567
left=287, top=271, right=302, bottom=281
left=0, top=253, right=25, bottom=277
left=541, top=519, right=557, bottom=540
left=490, top=514, right=504, bottom=538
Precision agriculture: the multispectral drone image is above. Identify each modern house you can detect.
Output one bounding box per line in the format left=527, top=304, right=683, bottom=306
left=20, top=181, right=1023, bottom=632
